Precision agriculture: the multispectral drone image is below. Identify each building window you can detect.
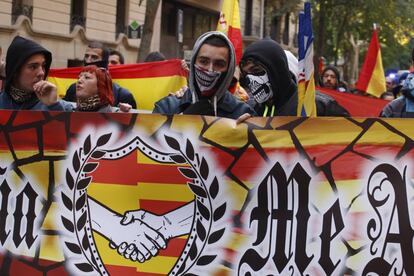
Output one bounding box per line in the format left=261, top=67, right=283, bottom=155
left=116, top=0, right=128, bottom=37
left=283, top=13, right=290, bottom=45
left=12, top=0, right=33, bottom=24
left=244, top=0, right=253, bottom=36
left=70, top=0, right=86, bottom=32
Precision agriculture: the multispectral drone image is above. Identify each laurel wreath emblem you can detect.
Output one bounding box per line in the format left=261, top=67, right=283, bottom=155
left=61, top=132, right=227, bottom=275
left=164, top=135, right=227, bottom=275
left=60, top=133, right=111, bottom=275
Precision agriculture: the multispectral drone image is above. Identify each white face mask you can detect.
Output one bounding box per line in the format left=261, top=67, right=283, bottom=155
left=194, top=64, right=222, bottom=95
left=245, top=72, right=273, bottom=103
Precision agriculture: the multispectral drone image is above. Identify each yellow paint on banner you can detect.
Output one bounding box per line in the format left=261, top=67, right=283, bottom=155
left=15, top=149, right=40, bottom=160
left=225, top=180, right=249, bottom=210
left=39, top=235, right=64, bottom=262
left=170, top=115, right=207, bottom=138
left=356, top=121, right=405, bottom=146
left=295, top=117, right=362, bottom=146
left=42, top=202, right=59, bottom=231
left=253, top=129, right=295, bottom=148
left=381, top=118, right=414, bottom=142
left=136, top=182, right=194, bottom=202
left=133, top=113, right=170, bottom=136
left=223, top=231, right=248, bottom=252
left=203, top=118, right=249, bottom=148
left=88, top=183, right=141, bottom=214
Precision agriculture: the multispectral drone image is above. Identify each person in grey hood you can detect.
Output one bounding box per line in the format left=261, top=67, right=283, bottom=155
left=0, top=36, right=71, bottom=111
left=153, top=31, right=255, bottom=119
left=240, top=39, right=349, bottom=117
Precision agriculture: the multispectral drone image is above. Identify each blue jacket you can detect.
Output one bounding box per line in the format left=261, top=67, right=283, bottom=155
left=153, top=89, right=256, bottom=119
left=0, top=91, right=72, bottom=111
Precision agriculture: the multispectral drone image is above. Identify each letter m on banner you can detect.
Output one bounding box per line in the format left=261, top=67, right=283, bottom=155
left=297, top=2, right=317, bottom=116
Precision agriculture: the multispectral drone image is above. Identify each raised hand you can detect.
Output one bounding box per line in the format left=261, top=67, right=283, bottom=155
left=33, top=80, right=58, bottom=106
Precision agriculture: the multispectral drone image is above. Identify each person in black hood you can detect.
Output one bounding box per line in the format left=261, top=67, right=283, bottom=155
left=240, top=39, right=299, bottom=116
left=0, top=36, right=71, bottom=110
left=319, top=65, right=348, bottom=92
left=153, top=31, right=255, bottom=119
left=239, top=39, right=349, bottom=117
left=63, top=41, right=137, bottom=109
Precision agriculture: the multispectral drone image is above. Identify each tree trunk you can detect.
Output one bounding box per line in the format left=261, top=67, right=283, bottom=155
left=314, top=1, right=327, bottom=82
left=137, top=0, right=161, bottom=62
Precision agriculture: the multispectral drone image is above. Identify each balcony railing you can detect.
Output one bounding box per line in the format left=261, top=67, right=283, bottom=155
left=12, top=4, right=33, bottom=24
left=70, top=15, right=86, bottom=32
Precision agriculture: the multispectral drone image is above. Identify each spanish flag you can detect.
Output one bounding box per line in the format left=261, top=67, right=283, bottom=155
left=297, top=2, right=317, bottom=116
left=48, top=59, right=188, bottom=111
left=217, top=0, right=243, bottom=63
left=356, top=25, right=386, bottom=97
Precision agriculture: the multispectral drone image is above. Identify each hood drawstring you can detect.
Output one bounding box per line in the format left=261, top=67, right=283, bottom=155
left=263, top=104, right=276, bottom=117
left=213, top=96, right=218, bottom=116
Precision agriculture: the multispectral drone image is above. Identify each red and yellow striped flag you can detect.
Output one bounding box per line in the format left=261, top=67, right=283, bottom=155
left=48, top=59, right=188, bottom=111
left=356, top=26, right=386, bottom=97
left=217, top=0, right=243, bottom=63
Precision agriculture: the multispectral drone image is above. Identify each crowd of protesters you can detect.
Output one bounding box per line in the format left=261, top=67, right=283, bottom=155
left=0, top=32, right=413, bottom=118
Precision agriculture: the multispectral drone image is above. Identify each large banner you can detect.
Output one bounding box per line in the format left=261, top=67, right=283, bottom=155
left=0, top=110, right=413, bottom=275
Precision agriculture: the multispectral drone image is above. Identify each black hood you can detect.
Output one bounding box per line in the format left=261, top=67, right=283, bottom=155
left=241, top=39, right=296, bottom=109
left=319, top=65, right=341, bottom=88
left=5, top=36, right=52, bottom=93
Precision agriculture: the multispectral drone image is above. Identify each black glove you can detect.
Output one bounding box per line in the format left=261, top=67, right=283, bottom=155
left=182, top=99, right=215, bottom=116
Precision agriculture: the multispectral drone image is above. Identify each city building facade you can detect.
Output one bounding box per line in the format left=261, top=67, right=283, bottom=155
left=0, top=0, right=300, bottom=67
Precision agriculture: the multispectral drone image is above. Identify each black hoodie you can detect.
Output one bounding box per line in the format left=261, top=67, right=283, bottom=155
left=241, top=39, right=297, bottom=115
left=4, top=36, right=52, bottom=94
left=319, top=65, right=341, bottom=89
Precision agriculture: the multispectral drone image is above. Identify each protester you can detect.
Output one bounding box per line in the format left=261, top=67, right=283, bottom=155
left=153, top=31, right=255, bottom=119
left=0, top=36, right=71, bottom=111
left=109, top=49, right=125, bottom=66
left=144, top=51, right=166, bottom=62
left=73, top=65, right=125, bottom=112
left=239, top=39, right=349, bottom=117
left=63, top=41, right=137, bottom=108
left=392, top=71, right=410, bottom=98
left=380, top=91, right=395, bottom=101
left=385, top=76, right=395, bottom=93
left=380, top=72, right=414, bottom=117
left=319, top=65, right=348, bottom=92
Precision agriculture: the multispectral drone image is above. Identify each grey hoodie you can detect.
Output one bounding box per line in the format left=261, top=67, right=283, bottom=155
left=188, top=31, right=236, bottom=112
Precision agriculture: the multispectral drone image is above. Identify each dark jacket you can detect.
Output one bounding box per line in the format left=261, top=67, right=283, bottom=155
left=0, top=36, right=68, bottom=111
left=241, top=39, right=348, bottom=117
left=63, top=82, right=137, bottom=108
left=153, top=88, right=256, bottom=119
left=0, top=91, right=72, bottom=111
left=380, top=97, right=414, bottom=118
left=154, top=31, right=255, bottom=119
